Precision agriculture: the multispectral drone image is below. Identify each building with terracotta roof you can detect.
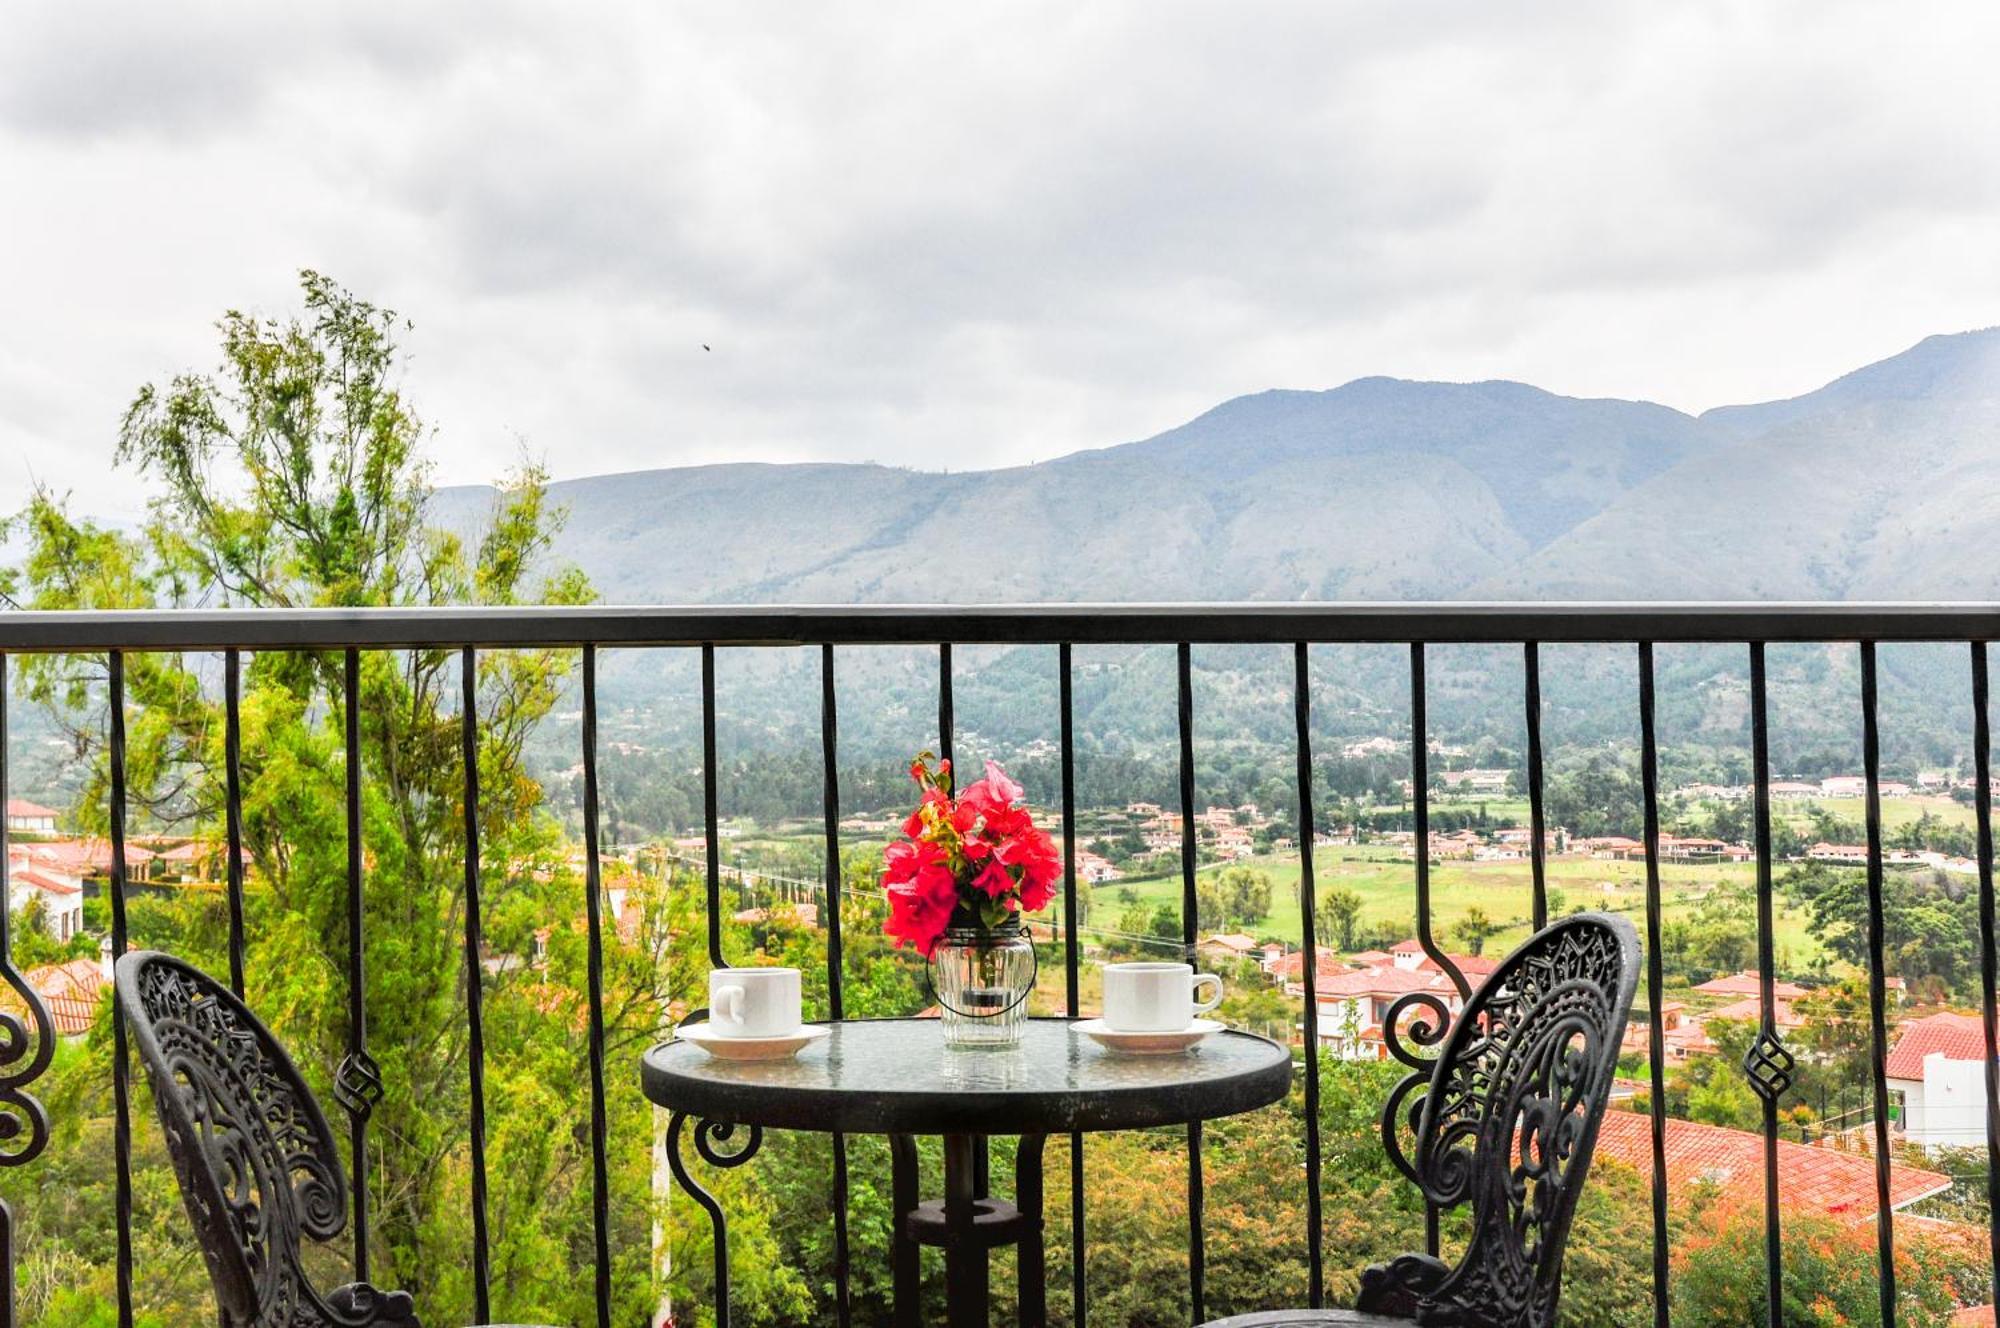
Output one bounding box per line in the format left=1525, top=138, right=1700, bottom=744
left=11, top=837, right=155, bottom=883
left=1885, top=1012, right=1993, bottom=1147
left=1271, top=947, right=1349, bottom=993
left=6, top=855, right=84, bottom=940
left=1415, top=952, right=1500, bottom=982
left=1693, top=971, right=1808, bottom=1000
left=1702, top=995, right=1806, bottom=1032
left=1594, top=1109, right=1951, bottom=1222
left=5, top=799, right=59, bottom=834
left=19, top=956, right=108, bottom=1039
left=1197, top=932, right=1259, bottom=961
left=1310, top=966, right=1459, bottom=1059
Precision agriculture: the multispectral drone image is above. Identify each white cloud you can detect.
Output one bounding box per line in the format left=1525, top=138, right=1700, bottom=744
left=2, top=0, right=1997, bottom=521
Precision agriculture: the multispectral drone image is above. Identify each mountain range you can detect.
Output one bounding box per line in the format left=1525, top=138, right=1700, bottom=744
left=439, top=327, right=2000, bottom=603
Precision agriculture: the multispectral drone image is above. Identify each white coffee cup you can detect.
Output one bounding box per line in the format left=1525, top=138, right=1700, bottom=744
left=1102, top=962, right=1223, bottom=1033
left=708, top=967, right=802, bottom=1038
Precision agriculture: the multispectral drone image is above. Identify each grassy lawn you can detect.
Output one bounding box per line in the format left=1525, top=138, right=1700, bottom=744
left=1773, top=793, right=1971, bottom=831
left=1093, top=849, right=1830, bottom=969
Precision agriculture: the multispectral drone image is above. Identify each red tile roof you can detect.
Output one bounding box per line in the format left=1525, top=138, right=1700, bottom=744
left=1692, top=971, right=1808, bottom=999
left=1703, top=996, right=1803, bottom=1027
left=1885, top=1012, right=1990, bottom=1082
left=1316, top=966, right=1449, bottom=998
left=1594, top=1110, right=1950, bottom=1220
left=5, top=799, right=58, bottom=818
left=12, top=838, right=154, bottom=872
left=12, top=866, right=81, bottom=896
left=1416, top=952, right=1501, bottom=980
left=27, top=958, right=107, bottom=1001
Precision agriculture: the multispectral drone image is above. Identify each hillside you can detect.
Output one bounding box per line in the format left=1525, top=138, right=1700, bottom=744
left=431, top=329, right=2000, bottom=779
left=441, top=328, right=2000, bottom=605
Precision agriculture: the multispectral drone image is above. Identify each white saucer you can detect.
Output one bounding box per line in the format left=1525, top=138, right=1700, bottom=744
left=1071, top=1018, right=1223, bottom=1055
left=677, top=1023, right=830, bottom=1061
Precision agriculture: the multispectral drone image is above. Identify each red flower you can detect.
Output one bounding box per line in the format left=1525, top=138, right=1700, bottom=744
left=884, top=883, right=956, bottom=956
left=883, top=753, right=1057, bottom=948
left=971, top=860, right=1015, bottom=900
left=883, top=836, right=944, bottom=884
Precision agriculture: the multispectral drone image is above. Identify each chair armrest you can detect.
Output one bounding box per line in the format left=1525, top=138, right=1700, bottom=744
left=326, top=1282, right=422, bottom=1326
left=1356, top=1251, right=1451, bottom=1317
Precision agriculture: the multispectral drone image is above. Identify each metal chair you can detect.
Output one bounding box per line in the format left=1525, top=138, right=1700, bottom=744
left=116, top=950, right=555, bottom=1328
left=1199, top=912, right=1641, bottom=1328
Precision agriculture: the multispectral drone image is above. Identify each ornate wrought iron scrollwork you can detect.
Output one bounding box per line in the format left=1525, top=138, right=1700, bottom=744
left=1742, top=1027, right=1796, bottom=1104
left=1361, top=914, right=1640, bottom=1328
left=334, top=1049, right=385, bottom=1121
left=117, top=951, right=420, bottom=1327
left=1378, top=989, right=1453, bottom=1189
left=0, top=964, right=54, bottom=1171
left=665, top=1109, right=764, bottom=1328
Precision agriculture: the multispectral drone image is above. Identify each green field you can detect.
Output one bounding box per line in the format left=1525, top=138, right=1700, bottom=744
left=1093, top=848, right=1830, bottom=968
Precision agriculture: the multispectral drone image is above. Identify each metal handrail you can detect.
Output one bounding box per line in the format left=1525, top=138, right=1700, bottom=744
left=1, top=600, right=1999, bottom=651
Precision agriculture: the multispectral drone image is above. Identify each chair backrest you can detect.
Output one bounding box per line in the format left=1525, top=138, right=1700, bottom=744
left=1370, top=913, right=1640, bottom=1327
left=115, top=950, right=357, bottom=1327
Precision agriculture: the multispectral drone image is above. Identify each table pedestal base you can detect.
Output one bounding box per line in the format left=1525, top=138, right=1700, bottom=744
left=891, top=1132, right=1048, bottom=1328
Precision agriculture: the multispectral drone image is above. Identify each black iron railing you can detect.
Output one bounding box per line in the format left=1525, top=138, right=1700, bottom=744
left=1, top=602, right=1998, bottom=1328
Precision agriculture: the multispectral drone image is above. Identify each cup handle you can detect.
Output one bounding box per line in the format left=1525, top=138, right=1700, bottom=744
left=714, top=985, right=745, bottom=1027
left=1191, top=974, right=1223, bottom=1016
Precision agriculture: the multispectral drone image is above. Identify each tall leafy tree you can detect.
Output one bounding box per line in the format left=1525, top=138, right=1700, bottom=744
left=6, top=273, right=677, bottom=1326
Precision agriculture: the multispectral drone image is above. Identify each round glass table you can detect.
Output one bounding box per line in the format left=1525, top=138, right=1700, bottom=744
left=641, top=1017, right=1292, bottom=1328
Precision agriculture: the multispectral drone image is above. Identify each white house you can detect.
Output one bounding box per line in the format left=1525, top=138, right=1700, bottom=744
left=5, top=799, right=58, bottom=835
left=1309, top=965, right=1459, bottom=1059
left=1885, top=1012, right=1992, bottom=1147
left=6, top=851, right=83, bottom=941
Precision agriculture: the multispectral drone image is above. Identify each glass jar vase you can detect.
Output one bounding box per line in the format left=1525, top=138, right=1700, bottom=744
left=929, top=921, right=1037, bottom=1049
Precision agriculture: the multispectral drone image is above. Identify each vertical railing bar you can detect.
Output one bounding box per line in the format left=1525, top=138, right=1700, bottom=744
left=580, top=645, right=614, bottom=1328
left=459, top=647, right=493, bottom=1322
left=109, top=650, right=134, bottom=1328
left=1293, top=642, right=1325, bottom=1308
left=1408, top=645, right=1467, bottom=996
left=938, top=641, right=955, bottom=775
left=1176, top=642, right=1205, bottom=1323
left=223, top=649, right=247, bottom=999
left=1748, top=642, right=1783, bottom=1327
left=702, top=644, right=725, bottom=970
left=1524, top=641, right=1548, bottom=931
left=1059, top=642, right=1086, bottom=1328
left=1410, top=643, right=1455, bottom=1258
left=1972, top=641, right=2000, bottom=1302
left=820, top=643, right=852, bottom=1328
left=1858, top=643, right=1898, bottom=1320
left=1637, top=643, right=1669, bottom=1328
left=937, top=642, right=988, bottom=1197
left=822, top=645, right=845, bottom=1016
left=341, top=647, right=372, bottom=1281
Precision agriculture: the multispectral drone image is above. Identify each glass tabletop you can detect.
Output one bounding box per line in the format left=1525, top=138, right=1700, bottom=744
left=639, top=1017, right=1292, bottom=1135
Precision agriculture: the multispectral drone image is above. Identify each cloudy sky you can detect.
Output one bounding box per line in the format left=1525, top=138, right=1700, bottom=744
left=2, top=1, right=1997, bottom=521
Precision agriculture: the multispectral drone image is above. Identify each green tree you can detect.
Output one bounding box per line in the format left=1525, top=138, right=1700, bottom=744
left=1316, top=886, right=1364, bottom=952
left=1451, top=905, right=1498, bottom=957
left=5, top=272, right=666, bottom=1326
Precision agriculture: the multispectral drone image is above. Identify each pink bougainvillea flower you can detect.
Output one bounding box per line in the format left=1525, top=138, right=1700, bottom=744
left=883, top=836, right=945, bottom=885
left=971, top=859, right=1015, bottom=900
left=884, top=884, right=955, bottom=956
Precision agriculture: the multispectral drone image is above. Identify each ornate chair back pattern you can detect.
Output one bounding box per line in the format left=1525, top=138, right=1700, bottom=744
left=116, top=951, right=411, bottom=1328
left=1365, top=913, right=1640, bottom=1328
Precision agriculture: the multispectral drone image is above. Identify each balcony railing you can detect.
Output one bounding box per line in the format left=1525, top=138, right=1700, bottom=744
left=2, top=602, right=1998, bottom=1327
